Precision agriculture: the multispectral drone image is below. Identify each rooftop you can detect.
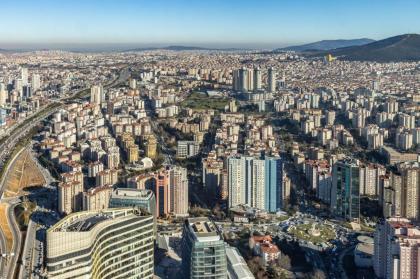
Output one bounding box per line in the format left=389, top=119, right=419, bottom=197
left=226, top=246, right=255, bottom=279
left=49, top=208, right=144, bottom=233
left=111, top=188, right=154, bottom=200
left=64, top=214, right=112, bottom=232
left=186, top=217, right=221, bottom=242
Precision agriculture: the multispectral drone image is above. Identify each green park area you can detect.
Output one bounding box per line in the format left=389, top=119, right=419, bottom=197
left=288, top=223, right=336, bottom=244
left=180, top=92, right=229, bottom=111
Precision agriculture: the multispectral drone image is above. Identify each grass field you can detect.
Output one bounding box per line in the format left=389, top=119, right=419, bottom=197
left=0, top=204, right=13, bottom=251
left=288, top=223, right=336, bottom=244
left=3, top=149, right=45, bottom=198
left=180, top=92, right=229, bottom=111
left=14, top=200, right=36, bottom=230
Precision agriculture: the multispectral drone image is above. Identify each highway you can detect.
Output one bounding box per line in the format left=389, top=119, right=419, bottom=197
left=0, top=147, right=26, bottom=278
left=19, top=147, right=57, bottom=279
left=0, top=66, right=130, bottom=277
left=6, top=199, right=21, bottom=279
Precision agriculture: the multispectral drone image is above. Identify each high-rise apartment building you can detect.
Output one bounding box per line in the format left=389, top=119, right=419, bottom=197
left=169, top=166, right=189, bottom=217
left=58, top=171, right=84, bottom=215
left=21, top=67, right=28, bottom=85
left=227, top=155, right=285, bottom=212
left=31, top=73, right=41, bottom=91
left=380, top=162, right=420, bottom=220
left=181, top=217, right=227, bottom=279
left=90, top=84, right=104, bottom=105
left=0, top=83, right=7, bottom=106
left=46, top=208, right=154, bottom=279
left=331, top=159, right=361, bottom=221
left=145, top=134, right=157, bottom=159
left=82, top=184, right=112, bottom=211
left=58, top=181, right=84, bottom=214
left=149, top=166, right=189, bottom=217
left=253, top=67, right=262, bottom=92
left=177, top=140, right=200, bottom=158
left=359, top=163, right=386, bottom=196
left=267, top=67, right=276, bottom=92
left=202, top=152, right=224, bottom=195
left=374, top=217, right=420, bottom=279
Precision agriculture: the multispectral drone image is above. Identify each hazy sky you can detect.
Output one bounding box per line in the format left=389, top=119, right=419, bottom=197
left=1, top=0, right=420, bottom=49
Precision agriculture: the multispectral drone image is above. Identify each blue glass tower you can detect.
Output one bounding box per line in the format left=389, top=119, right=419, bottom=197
left=265, top=157, right=283, bottom=213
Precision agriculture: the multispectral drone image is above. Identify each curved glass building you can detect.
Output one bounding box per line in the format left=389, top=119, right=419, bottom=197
left=46, top=208, right=154, bottom=279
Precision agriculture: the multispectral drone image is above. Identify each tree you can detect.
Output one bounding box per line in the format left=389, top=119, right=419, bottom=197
left=306, top=269, right=326, bottom=279
left=277, top=253, right=292, bottom=270
left=248, top=256, right=266, bottom=277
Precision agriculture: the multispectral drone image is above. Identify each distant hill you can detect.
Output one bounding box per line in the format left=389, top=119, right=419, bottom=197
left=316, top=34, right=420, bottom=62
left=125, top=45, right=242, bottom=52
left=275, top=38, right=375, bottom=52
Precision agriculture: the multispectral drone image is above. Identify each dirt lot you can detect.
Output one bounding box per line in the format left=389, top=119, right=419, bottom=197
left=0, top=203, right=13, bottom=250
left=3, top=149, right=45, bottom=198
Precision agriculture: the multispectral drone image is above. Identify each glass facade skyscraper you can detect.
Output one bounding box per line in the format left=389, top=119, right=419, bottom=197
left=181, top=217, right=227, bottom=279
left=265, top=157, right=283, bottom=213
left=331, top=159, right=361, bottom=221
left=46, top=208, right=154, bottom=279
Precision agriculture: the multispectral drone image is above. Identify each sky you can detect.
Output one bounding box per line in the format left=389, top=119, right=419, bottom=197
left=1, top=0, right=420, bottom=50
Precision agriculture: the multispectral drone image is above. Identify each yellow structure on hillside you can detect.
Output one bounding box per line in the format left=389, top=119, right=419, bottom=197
left=325, top=54, right=337, bottom=63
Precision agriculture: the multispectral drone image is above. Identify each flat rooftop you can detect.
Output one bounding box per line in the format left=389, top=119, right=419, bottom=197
left=49, top=208, right=144, bottom=233
left=187, top=217, right=221, bottom=241
left=111, top=188, right=154, bottom=200
left=65, top=214, right=111, bottom=232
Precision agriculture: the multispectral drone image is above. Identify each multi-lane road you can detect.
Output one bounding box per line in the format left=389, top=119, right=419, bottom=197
left=0, top=66, right=130, bottom=277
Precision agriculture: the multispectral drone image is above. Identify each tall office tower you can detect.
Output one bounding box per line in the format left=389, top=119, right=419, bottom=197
left=246, top=68, right=254, bottom=92
left=14, top=78, right=23, bottom=96
left=129, top=78, right=137, bottom=89
left=373, top=217, right=420, bottom=279
left=239, top=67, right=248, bottom=92
left=20, top=67, right=28, bottom=85
left=0, top=83, right=7, bottom=106
left=109, top=188, right=157, bottom=233
left=58, top=180, right=84, bottom=215
left=253, top=67, right=262, bottom=92
left=267, top=67, right=276, bottom=92
left=181, top=217, right=227, bottom=279
left=154, top=169, right=170, bottom=217
left=90, top=84, right=104, bottom=105
left=109, top=188, right=156, bottom=219
left=22, top=85, right=31, bottom=99
left=169, top=166, right=189, bottom=217
left=46, top=208, right=154, bottom=279
left=31, top=73, right=41, bottom=91
left=331, top=159, right=361, bottom=221
left=232, top=69, right=240, bottom=91
left=265, top=157, right=284, bottom=212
